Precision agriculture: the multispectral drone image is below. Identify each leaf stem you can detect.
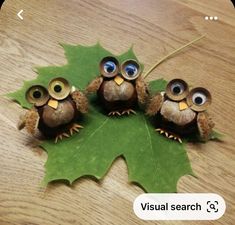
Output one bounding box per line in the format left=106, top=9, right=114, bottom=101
left=143, top=35, right=206, bottom=79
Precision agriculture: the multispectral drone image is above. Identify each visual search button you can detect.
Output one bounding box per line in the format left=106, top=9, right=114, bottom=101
left=133, top=193, right=226, bottom=220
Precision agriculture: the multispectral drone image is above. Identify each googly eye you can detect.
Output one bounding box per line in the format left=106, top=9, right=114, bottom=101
left=170, top=82, right=185, bottom=95
left=187, top=87, right=212, bottom=112
left=104, top=61, right=116, bottom=74
left=124, top=64, right=138, bottom=77
left=26, top=85, right=49, bottom=106
left=192, top=92, right=207, bottom=105
left=100, top=56, right=119, bottom=78
left=166, top=79, right=189, bottom=101
left=48, top=77, right=71, bottom=100
left=121, top=60, right=141, bottom=80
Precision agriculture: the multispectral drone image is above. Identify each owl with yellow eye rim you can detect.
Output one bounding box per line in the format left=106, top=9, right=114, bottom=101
left=85, top=56, right=149, bottom=116
left=18, top=77, right=89, bottom=143
left=146, top=79, right=215, bottom=143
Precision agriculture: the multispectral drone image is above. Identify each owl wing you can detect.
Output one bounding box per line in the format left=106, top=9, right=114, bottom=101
left=136, top=76, right=149, bottom=105
left=18, top=108, right=40, bottom=135
left=85, top=76, right=103, bottom=94
left=197, top=112, right=214, bottom=141
left=146, top=93, right=164, bottom=116
left=71, top=90, right=89, bottom=113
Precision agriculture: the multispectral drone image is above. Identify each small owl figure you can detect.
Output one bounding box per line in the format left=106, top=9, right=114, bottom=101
left=18, top=77, right=88, bottom=143
left=85, top=56, right=148, bottom=115
left=146, top=79, right=214, bottom=142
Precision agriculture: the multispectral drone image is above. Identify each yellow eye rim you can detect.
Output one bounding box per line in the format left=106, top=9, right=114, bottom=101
left=48, top=77, right=71, bottom=100
left=166, top=79, right=189, bottom=101
left=26, top=85, right=49, bottom=106
left=187, top=87, right=212, bottom=112
left=100, top=56, right=119, bottom=78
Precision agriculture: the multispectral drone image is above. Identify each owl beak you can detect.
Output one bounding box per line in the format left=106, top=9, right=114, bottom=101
left=48, top=99, right=59, bottom=109
left=179, top=101, right=189, bottom=111
left=114, top=75, right=124, bottom=86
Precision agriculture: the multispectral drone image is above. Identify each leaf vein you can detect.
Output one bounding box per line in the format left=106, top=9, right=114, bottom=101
left=143, top=115, right=159, bottom=176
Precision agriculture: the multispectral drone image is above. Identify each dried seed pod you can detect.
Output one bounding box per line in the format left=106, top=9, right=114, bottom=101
left=146, top=78, right=214, bottom=142
left=86, top=56, right=149, bottom=116
left=19, top=77, right=89, bottom=143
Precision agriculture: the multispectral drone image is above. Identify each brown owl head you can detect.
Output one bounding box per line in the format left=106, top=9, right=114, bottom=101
left=99, top=56, right=142, bottom=86
left=165, top=79, right=212, bottom=112
left=146, top=78, right=214, bottom=142
left=26, top=77, right=72, bottom=109
left=160, top=79, right=212, bottom=127
left=20, top=77, right=88, bottom=142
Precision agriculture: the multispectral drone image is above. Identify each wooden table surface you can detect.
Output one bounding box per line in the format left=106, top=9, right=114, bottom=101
left=0, top=0, right=234, bottom=224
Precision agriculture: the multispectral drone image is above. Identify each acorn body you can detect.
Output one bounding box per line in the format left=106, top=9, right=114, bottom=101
left=37, top=97, right=79, bottom=138
left=97, top=79, right=137, bottom=112
left=146, top=79, right=214, bottom=141
left=85, top=56, right=149, bottom=115
left=18, top=77, right=89, bottom=142
left=154, top=112, right=198, bottom=137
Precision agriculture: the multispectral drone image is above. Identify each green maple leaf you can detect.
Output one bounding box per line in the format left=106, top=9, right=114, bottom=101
left=8, top=43, right=193, bottom=192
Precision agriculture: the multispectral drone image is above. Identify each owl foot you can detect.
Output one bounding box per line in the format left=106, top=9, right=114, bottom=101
left=108, top=109, right=136, bottom=116
left=55, top=133, right=70, bottom=143
left=108, top=111, right=121, bottom=116
left=121, top=109, right=136, bottom=115
left=155, top=128, right=182, bottom=143
left=69, top=123, right=84, bottom=135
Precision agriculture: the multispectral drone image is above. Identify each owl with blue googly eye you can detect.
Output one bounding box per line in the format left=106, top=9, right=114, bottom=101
left=146, top=79, right=215, bottom=142
left=85, top=56, right=149, bottom=116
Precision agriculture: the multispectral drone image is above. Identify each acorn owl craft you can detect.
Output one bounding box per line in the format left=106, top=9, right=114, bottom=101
left=18, top=77, right=88, bottom=143
left=146, top=79, right=214, bottom=143
left=85, top=56, right=148, bottom=116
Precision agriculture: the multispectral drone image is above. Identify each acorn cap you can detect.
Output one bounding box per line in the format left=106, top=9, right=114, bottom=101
left=48, top=77, right=71, bottom=100
left=100, top=56, right=119, bottom=78
left=121, top=59, right=141, bottom=80
left=187, top=87, right=212, bottom=112
left=26, top=85, right=49, bottom=107
left=166, top=79, right=189, bottom=101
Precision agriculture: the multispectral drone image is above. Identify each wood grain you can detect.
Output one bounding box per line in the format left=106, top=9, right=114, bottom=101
left=0, top=0, right=234, bottom=224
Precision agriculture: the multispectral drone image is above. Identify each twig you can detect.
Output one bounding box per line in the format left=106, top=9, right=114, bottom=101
left=143, top=35, right=206, bottom=79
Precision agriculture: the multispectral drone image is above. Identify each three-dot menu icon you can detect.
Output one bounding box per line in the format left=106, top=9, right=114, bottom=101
left=205, top=16, right=218, bottom=20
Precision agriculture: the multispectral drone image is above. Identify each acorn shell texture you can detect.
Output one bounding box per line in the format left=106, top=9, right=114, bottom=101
left=160, top=100, right=196, bottom=126
left=97, top=80, right=137, bottom=112
left=37, top=97, right=78, bottom=137
left=102, top=80, right=135, bottom=102
left=41, top=100, right=75, bottom=128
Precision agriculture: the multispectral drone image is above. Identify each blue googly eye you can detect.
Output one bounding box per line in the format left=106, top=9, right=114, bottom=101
left=104, top=61, right=117, bottom=74
left=124, top=64, right=138, bottom=77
